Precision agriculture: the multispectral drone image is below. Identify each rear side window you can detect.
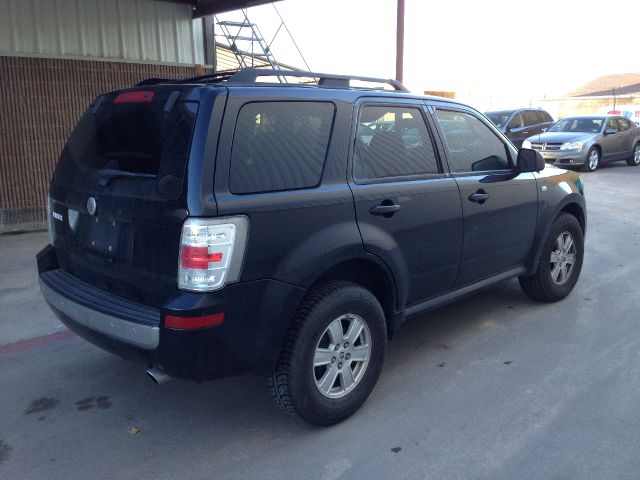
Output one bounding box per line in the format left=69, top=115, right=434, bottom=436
left=354, top=106, right=440, bottom=180
left=618, top=118, right=631, bottom=131
left=229, top=101, right=335, bottom=194
left=55, top=91, right=198, bottom=200
left=435, top=109, right=511, bottom=172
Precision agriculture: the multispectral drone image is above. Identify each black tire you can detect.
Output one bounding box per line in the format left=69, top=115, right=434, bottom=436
left=519, top=213, right=584, bottom=302
left=266, top=281, right=386, bottom=426
left=582, top=146, right=599, bottom=172
left=626, top=143, right=640, bottom=166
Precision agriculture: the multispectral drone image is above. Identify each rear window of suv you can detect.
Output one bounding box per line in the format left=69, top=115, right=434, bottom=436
left=229, top=101, right=335, bottom=194
left=54, top=90, right=198, bottom=200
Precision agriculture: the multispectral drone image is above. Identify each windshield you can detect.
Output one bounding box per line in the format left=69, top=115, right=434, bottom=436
left=485, top=112, right=511, bottom=128
left=548, top=117, right=603, bottom=133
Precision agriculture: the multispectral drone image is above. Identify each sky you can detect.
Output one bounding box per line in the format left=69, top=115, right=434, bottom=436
left=217, top=0, right=640, bottom=111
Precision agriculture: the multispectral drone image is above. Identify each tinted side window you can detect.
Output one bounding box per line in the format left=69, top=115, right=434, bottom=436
left=435, top=109, right=511, bottom=172
left=354, top=106, right=440, bottom=180
left=541, top=111, right=554, bottom=123
left=524, top=110, right=539, bottom=126
left=618, top=118, right=631, bottom=131
left=508, top=112, right=524, bottom=129
left=606, top=118, right=619, bottom=132
left=229, top=102, right=335, bottom=194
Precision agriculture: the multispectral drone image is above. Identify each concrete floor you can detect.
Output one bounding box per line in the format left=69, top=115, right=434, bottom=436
left=1, top=163, right=640, bottom=480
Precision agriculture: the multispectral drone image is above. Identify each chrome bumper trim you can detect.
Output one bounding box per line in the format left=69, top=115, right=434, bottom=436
left=39, top=279, right=159, bottom=349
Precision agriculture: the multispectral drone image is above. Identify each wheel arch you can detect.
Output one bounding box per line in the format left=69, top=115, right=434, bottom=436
left=306, top=255, right=401, bottom=338
left=528, top=195, right=586, bottom=274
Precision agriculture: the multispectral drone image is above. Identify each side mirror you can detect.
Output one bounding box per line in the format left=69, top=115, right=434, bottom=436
left=605, top=127, right=617, bottom=135
left=541, top=128, right=548, bottom=133
left=517, top=148, right=545, bottom=173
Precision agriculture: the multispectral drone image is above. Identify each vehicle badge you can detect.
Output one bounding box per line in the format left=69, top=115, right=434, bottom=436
left=87, top=196, right=97, bottom=216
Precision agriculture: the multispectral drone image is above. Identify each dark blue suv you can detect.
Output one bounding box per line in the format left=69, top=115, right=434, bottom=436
left=38, top=69, right=586, bottom=425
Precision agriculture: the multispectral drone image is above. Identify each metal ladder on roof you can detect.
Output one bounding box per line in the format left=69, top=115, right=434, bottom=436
left=214, top=5, right=312, bottom=81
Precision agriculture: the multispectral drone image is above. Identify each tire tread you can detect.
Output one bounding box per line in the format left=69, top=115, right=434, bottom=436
left=266, top=281, right=372, bottom=423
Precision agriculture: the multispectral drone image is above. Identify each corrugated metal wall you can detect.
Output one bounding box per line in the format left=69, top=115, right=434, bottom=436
left=0, top=0, right=204, bottom=65
left=0, top=56, right=212, bottom=232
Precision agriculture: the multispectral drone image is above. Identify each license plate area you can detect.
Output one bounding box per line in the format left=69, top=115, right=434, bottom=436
left=82, top=216, right=120, bottom=258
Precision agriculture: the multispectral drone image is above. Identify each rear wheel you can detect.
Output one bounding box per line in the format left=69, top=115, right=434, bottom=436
left=266, top=281, right=386, bottom=426
left=626, top=143, right=640, bottom=166
left=519, top=213, right=584, bottom=302
left=583, top=147, right=599, bottom=172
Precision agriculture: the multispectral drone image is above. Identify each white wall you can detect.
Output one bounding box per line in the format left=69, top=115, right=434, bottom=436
left=0, top=0, right=204, bottom=65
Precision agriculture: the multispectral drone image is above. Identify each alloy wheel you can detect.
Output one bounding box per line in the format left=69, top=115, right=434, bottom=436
left=550, top=231, right=577, bottom=285
left=588, top=149, right=599, bottom=170
left=313, top=314, right=371, bottom=399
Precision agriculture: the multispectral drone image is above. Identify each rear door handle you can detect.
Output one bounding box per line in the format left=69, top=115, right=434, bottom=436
left=468, top=191, right=489, bottom=204
left=370, top=202, right=401, bottom=216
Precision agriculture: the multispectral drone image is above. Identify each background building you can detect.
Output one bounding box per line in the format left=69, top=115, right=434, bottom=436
left=0, top=0, right=276, bottom=232
left=540, top=73, right=640, bottom=122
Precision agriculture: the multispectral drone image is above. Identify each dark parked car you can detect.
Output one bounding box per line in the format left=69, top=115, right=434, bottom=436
left=523, top=115, right=640, bottom=172
left=485, top=108, right=555, bottom=148
left=38, top=69, right=586, bottom=426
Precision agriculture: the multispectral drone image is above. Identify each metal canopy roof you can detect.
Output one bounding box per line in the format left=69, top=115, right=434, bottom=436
left=166, top=0, right=280, bottom=17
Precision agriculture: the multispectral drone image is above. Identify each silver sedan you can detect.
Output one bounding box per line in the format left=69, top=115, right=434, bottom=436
left=523, top=115, right=640, bottom=172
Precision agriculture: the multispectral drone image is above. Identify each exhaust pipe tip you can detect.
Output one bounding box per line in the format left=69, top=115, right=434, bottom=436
left=146, top=367, right=173, bottom=384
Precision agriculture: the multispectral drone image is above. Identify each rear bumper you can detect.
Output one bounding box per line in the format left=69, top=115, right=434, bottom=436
left=40, top=270, right=160, bottom=349
left=37, top=245, right=305, bottom=381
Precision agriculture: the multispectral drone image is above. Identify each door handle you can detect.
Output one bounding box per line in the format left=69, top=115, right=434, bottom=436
left=370, top=202, right=401, bottom=216
left=468, top=190, right=489, bottom=204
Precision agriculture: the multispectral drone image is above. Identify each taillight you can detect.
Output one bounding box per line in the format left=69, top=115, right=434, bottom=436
left=178, top=216, right=249, bottom=292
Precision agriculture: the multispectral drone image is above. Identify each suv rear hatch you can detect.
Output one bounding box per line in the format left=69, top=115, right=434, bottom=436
left=49, top=86, right=201, bottom=306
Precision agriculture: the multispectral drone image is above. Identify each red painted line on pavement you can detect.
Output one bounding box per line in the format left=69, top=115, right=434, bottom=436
left=0, top=330, right=75, bottom=356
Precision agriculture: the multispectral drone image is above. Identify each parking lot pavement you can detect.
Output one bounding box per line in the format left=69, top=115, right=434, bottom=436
left=0, top=232, right=66, bottom=345
left=2, top=164, right=640, bottom=480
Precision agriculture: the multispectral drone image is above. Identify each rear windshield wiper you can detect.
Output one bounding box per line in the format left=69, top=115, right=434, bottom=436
left=97, top=169, right=156, bottom=186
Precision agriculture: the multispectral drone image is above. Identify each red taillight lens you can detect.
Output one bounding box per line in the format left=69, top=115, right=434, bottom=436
left=114, top=91, right=154, bottom=104
left=179, top=246, right=223, bottom=270
left=165, top=313, right=225, bottom=329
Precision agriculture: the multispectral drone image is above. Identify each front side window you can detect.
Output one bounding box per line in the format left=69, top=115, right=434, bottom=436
left=606, top=118, right=619, bottom=132
left=435, top=109, right=511, bottom=172
left=354, top=106, right=440, bottom=180
left=230, top=101, right=335, bottom=194
left=508, top=112, right=524, bottom=130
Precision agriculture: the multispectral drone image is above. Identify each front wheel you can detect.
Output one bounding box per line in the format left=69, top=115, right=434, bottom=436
left=519, top=213, right=584, bottom=302
left=266, top=281, right=387, bottom=426
left=626, top=143, right=640, bottom=166
left=583, top=147, right=599, bottom=172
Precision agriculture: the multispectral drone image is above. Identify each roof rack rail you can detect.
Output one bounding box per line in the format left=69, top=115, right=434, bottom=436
left=135, top=71, right=236, bottom=87
left=228, top=68, right=409, bottom=92
left=134, top=68, right=410, bottom=92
